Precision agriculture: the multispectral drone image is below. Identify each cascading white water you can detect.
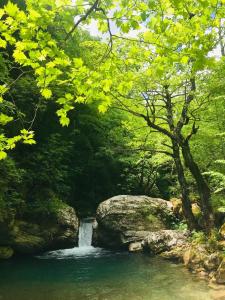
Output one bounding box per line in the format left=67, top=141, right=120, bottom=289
left=78, top=219, right=93, bottom=247
left=40, top=218, right=108, bottom=259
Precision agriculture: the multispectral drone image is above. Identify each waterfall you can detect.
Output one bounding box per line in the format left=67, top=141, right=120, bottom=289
left=40, top=218, right=104, bottom=258
left=78, top=219, right=93, bottom=247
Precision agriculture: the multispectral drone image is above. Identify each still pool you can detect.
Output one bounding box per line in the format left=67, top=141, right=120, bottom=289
left=0, top=247, right=217, bottom=300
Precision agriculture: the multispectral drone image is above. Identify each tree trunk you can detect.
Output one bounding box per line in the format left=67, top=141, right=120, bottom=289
left=181, top=140, right=214, bottom=233
left=172, top=141, right=199, bottom=230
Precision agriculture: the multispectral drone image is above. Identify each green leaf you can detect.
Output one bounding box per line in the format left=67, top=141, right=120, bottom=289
left=13, top=50, right=27, bottom=62
left=0, top=151, right=7, bottom=160
left=0, top=38, right=6, bottom=48
left=0, top=113, right=13, bottom=125
left=181, top=56, right=189, bottom=64
left=131, top=20, right=140, bottom=30
left=102, top=79, right=112, bottom=92
left=65, top=93, right=73, bottom=100
left=98, top=103, right=107, bottom=113
left=41, top=88, right=52, bottom=99
left=4, top=1, right=18, bottom=17
left=121, top=23, right=130, bottom=33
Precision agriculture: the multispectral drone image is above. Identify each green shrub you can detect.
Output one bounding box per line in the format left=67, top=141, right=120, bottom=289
left=172, top=221, right=188, bottom=231
left=190, top=231, right=206, bottom=244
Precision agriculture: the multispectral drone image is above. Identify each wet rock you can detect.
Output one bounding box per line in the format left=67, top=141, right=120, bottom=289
left=129, top=242, right=143, bottom=252
left=96, top=195, right=177, bottom=248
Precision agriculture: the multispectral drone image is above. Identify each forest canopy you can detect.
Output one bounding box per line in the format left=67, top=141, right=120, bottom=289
left=0, top=0, right=224, bottom=231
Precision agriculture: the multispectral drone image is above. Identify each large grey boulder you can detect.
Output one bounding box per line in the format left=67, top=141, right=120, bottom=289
left=0, top=205, right=79, bottom=256
left=96, top=195, right=177, bottom=248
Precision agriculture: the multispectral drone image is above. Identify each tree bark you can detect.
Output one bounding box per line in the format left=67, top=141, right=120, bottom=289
left=172, top=141, right=199, bottom=230
left=181, top=139, right=214, bottom=233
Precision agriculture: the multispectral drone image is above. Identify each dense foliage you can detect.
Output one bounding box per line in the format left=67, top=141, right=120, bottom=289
left=0, top=0, right=224, bottom=230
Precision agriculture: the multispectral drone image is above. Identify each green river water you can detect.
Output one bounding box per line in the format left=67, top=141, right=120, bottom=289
left=0, top=247, right=216, bottom=300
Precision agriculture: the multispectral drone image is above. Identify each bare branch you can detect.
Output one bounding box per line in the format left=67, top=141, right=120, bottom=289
left=176, top=78, right=196, bottom=133
left=65, top=0, right=100, bottom=41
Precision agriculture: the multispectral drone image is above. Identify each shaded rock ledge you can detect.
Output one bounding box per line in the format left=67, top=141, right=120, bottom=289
left=0, top=204, right=79, bottom=257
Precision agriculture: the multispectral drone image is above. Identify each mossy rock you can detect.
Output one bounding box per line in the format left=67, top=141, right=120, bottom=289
left=13, top=232, right=46, bottom=254
left=0, top=247, right=14, bottom=259
left=96, top=195, right=177, bottom=248
left=0, top=204, right=79, bottom=255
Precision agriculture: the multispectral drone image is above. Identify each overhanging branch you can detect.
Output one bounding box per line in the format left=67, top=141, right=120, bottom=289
left=65, top=0, right=100, bottom=41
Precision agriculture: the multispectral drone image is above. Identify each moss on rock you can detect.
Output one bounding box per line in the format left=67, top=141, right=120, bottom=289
left=0, top=204, right=79, bottom=255
left=0, top=246, right=14, bottom=259
left=96, top=195, right=177, bottom=248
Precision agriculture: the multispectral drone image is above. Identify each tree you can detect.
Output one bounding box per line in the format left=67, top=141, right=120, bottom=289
left=82, top=0, right=224, bottom=231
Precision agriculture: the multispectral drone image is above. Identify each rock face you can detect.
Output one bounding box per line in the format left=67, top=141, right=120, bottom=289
left=142, top=230, right=189, bottom=254
left=181, top=244, right=223, bottom=283
left=0, top=205, right=79, bottom=257
left=96, top=195, right=177, bottom=248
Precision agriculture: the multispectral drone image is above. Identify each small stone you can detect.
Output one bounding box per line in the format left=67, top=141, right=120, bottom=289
left=129, top=242, right=143, bottom=252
